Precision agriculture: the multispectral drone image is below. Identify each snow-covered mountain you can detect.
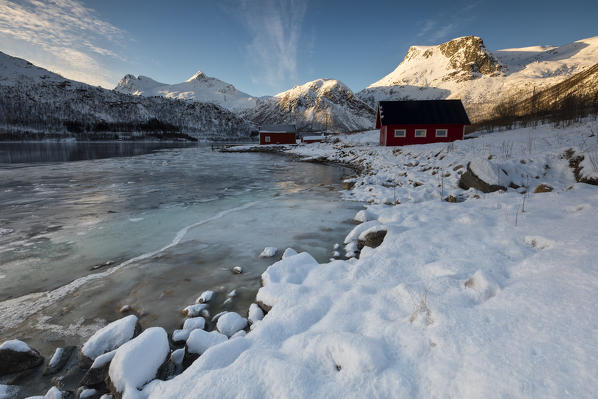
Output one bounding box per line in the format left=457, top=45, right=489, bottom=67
left=115, top=71, right=260, bottom=113
left=242, top=79, right=375, bottom=132
left=358, top=35, right=598, bottom=121
left=0, top=52, right=253, bottom=140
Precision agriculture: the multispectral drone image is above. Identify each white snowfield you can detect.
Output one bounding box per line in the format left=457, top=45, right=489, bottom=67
left=142, top=120, right=598, bottom=398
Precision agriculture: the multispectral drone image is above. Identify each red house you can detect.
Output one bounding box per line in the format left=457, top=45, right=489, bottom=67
left=259, top=124, right=297, bottom=145
left=376, top=100, right=470, bottom=146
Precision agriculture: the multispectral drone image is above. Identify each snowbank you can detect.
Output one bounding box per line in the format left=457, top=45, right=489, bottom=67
left=141, top=121, right=598, bottom=398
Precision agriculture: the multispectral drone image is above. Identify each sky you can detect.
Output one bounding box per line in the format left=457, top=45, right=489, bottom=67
left=0, top=0, right=597, bottom=96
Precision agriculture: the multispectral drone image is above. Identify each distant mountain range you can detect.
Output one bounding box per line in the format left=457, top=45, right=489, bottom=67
left=1, top=34, right=597, bottom=139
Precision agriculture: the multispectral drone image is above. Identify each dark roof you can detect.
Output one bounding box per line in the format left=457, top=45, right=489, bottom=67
left=259, top=124, right=297, bottom=133
left=377, top=100, right=470, bottom=126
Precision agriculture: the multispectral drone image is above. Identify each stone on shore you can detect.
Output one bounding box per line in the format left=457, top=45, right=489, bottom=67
left=0, top=340, right=44, bottom=376
left=107, top=328, right=169, bottom=399
left=216, top=312, right=248, bottom=337
left=43, top=346, right=76, bottom=376
left=79, top=315, right=141, bottom=369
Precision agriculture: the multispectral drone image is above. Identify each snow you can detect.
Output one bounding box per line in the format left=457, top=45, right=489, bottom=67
left=172, top=329, right=191, bottom=342
left=185, top=329, right=227, bottom=355
left=182, top=317, right=205, bottom=331
left=48, top=348, right=64, bottom=368
left=232, top=266, right=243, bottom=274
left=357, top=224, right=387, bottom=241
left=0, top=339, right=31, bottom=352
left=90, top=349, right=116, bottom=369
left=281, top=247, right=298, bottom=259
left=216, top=312, right=247, bottom=337
left=170, top=349, right=185, bottom=366
left=0, top=385, right=19, bottom=399
left=353, top=209, right=377, bottom=222
left=247, top=303, right=264, bottom=325
left=344, top=220, right=381, bottom=244
left=142, top=120, right=598, bottom=398
left=259, top=247, right=277, bottom=257
left=78, top=389, right=97, bottom=399
left=359, top=35, right=598, bottom=121
left=195, top=290, right=213, bottom=304
left=183, top=303, right=207, bottom=317
left=114, top=71, right=260, bottom=113
left=108, top=327, right=169, bottom=398
left=81, top=315, right=138, bottom=360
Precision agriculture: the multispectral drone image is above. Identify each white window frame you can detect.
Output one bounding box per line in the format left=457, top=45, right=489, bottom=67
left=265, top=136, right=271, bottom=143
left=415, top=129, right=427, bottom=138
left=435, top=129, right=448, bottom=138
left=394, top=129, right=406, bottom=138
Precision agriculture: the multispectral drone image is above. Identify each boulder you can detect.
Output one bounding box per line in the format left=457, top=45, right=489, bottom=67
left=0, top=340, right=44, bottom=376
left=357, top=229, right=387, bottom=250
left=458, top=161, right=507, bottom=193
left=80, top=350, right=116, bottom=386
left=534, top=183, right=553, bottom=193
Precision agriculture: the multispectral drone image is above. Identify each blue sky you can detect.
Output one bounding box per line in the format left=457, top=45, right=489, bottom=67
left=0, top=0, right=597, bottom=96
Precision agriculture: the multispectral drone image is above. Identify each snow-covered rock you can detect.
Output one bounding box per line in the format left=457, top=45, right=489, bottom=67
left=0, top=384, right=19, bottom=398
left=185, top=329, right=227, bottom=355
left=182, top=317, right=205, bottom=331
left=0, top=340, right=43, bottom=376
left=182, top=303, right=207, bottom=317
left=259, top=247, right=277, bottom=258
left=79, top=315, right=140, bottom=368
left=281, top=248, right=298, bottom=259
left=108, top=327, right=169, bottom=398
left=247, top=303, right=264, bottom=325
left=216, top=312, right=247, bottom=337
left=43, top=346, right=75, bottom=376
left=232, top=266, right=243, bottom=274
left=195, top=291, right=214, bottom=304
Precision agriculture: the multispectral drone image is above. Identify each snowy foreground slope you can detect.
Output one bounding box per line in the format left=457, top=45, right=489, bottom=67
left=141, top=122, right=598, bottom=398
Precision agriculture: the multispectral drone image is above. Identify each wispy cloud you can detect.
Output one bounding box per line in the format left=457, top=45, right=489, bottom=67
left=0, top=0, right=127, bottom=87
left=414, top=2, right=480, bottom=45
left=416, top=20, right=456, bottom=44
left=228, top=0, right=308, bottom=92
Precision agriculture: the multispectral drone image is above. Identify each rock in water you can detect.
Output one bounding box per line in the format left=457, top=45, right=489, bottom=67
left=79, top=315, right=141, bottom=369
left=107, top=328, right=169, bottom=399
left=232, top=266, right=243, bottom=274
left=43, top=346, right=76, bottom=376
left=259, top=247, right=277, bottom=258
left=216, top=312, right=248, bottom=337
left=195, top=290, right=214, bottom=304
left=0, top=340, right=44, bottom=376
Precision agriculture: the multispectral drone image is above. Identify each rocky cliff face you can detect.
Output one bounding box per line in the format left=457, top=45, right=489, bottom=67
left=242, top=79, right=375, bottom=132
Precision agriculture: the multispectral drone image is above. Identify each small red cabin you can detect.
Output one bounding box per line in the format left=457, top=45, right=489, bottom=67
left=259, top=124, right=297, bottom=145
left=377, top=100, right=470, bottom=146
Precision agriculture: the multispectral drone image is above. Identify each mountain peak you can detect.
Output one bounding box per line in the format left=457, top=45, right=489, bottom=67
left=186, top=70, right=206, bottom=82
